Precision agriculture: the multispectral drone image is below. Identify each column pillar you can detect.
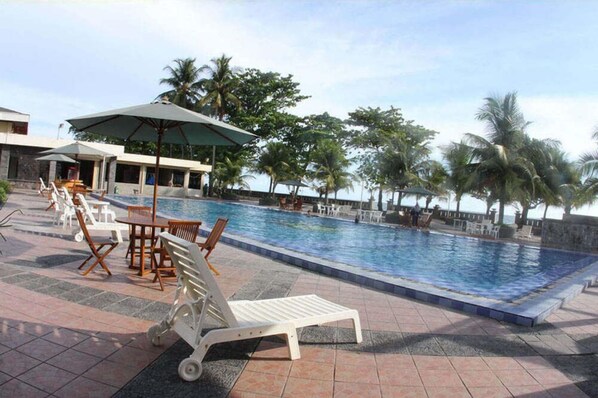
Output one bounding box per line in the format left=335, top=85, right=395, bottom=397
left=48, top=161, right=57, bottom=183
left=139, top=166, right=147, bottom=194
left=0, top=146, right=10, bottom=180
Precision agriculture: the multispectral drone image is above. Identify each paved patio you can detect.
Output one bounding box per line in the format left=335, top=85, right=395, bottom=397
left=0, top=190, right=597, bottom=397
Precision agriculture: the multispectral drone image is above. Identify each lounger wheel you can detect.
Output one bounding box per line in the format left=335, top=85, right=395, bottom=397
left=147, top=325, right=165, bottom=346
left=178, top=358, right=202, bottom=381
left=74, top=231, right=83, bottom=242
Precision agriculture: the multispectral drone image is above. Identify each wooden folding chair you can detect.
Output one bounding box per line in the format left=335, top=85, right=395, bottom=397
left=74, top=209, right=118, bottom=276
left=152, top=220, right=202, bottom=290
left=126, top=205, right=152, bottom=259
left=197, top=218, right=228, bottom=275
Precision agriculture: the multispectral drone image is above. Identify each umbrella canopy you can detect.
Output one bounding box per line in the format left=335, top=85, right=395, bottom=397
left=278, top=179, right=309, bottom=188
left=399, top=186, right=437, bottom=197
left=35, top=154, right=78, bottom=164
left=40, top=142, right=112, bottom=157
left=67, top=99, right=258, bottom=220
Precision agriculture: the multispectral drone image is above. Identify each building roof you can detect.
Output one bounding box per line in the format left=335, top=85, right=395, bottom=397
left=0, top=107, right=27, bottom=115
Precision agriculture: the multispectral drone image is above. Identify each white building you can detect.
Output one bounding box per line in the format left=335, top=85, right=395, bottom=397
left=0, top=107, right=211, bottom=197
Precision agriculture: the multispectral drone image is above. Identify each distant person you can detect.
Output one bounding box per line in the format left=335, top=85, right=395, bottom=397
left=410, top=203, right=421, bottom=227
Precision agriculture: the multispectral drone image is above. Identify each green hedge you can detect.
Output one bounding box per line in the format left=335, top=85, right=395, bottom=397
left=0, top=180, right=10, bottom=205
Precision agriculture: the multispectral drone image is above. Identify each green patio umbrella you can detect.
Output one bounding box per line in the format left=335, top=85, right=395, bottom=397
left=67, top=99, right=257, bottom=220
left=35, top=154, right=78, bottom=164
left=40, top=142, right=112, bottom=182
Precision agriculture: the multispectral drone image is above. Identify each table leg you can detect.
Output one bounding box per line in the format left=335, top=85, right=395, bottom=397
left=139, top=227, right=146, bottom=276
left=129, top=224, right=137, bottom=269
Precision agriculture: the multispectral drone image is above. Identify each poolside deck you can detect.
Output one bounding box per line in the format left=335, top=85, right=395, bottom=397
left=0, top=189, right=597, bottom=397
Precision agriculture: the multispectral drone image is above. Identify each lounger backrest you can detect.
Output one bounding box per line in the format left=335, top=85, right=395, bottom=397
left=39, top=178, right=47, bottom=190
left=76, top=193, right=98, bottom=225
left=50, top=182, right=61, bottom=198
left=61, top=187, right=75, bottom=207
left=160, top=232, right=238, bottom=328
left=203, top=218, right=228, bottom=252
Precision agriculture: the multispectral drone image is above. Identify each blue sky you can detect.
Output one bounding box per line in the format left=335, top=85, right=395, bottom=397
left=1, top=1, right=597, bottom=216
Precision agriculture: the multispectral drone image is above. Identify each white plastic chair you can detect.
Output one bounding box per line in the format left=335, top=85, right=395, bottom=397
left=38, top=178, right=52, bottom=197
left=371, top=211, right=383, bottom=223
left=52, top=192, right=75, bottom=229
left=148, top=232, right=362, bottom=382
left=489, top=225, right=501, bottom=239
left=515, top=225, right=533, bottom=239
left=316, top=203, right=326, bottom=215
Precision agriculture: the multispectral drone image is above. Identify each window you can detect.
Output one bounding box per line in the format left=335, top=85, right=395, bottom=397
left=115, top=164, right=140, bottom=183
left=189, top=172, right=203, bottom=189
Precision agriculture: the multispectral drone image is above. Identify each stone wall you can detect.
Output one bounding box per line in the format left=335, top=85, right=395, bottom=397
left=542, top=215, right=598, bottom=253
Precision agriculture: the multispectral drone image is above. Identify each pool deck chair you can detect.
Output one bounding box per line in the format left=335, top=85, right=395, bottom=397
left=74, top=193, right=127, bottom=243
left=148, top=232, right=362, bottom=382
left=152, top=220, right=202, bottom=291
left=197, top=218, right=228, bottom=275
left=74, top=209, right=118, bottom=276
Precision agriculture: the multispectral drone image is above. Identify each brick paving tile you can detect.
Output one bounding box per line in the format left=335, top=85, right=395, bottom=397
left=527, top=368, right=573, bottom=385
left=54, top=376, right=119, bottom=398
left=0, top=371, right=11, bottom=385
left=41, top=328, right=89, bottom=348
left=494, top=369, right=540, bottom=386
left=228, top=390, right=280, bottom=398
left=507, top=384, right=551, bottom=397
left=544, top=383, right=589, bottom=398
left=379, top=385, right=427, bottom=398
left=298, top=346, right=336, bottom=364
left=0, top=326, right=37, bottom=348
left=483, top=357, right=525, bottom=371
left=289, top=360, right=334, bottom=380
left=282, top=377, right=333, bottom=398
left=245, top=358, right=292, bottom=376
left=17, top=363, right=77, bottom=394
left=378, top=366, right=423, bottom=387
left=0, top=344, right=9, bottom=356
left=47, top=348, right=102, bottom=375
left=515, top=357, right=553, bottom=370
left=82, top=359, right=142, bottom=388
left=336, top=350, right=376, bottom=367
left=72, top=336, right=122, bottom=358
left=412, top=355, right=452, bottom=370
left=105, top=345, right=160, bottom=368
left=458, top=370, right=503, bottom=387
left=333, top=381, right=382, bottom=398
left=0, top=349, right=41, bottom=377
left=16, top=338, right=68, bottom=361
left=449, top=357, right=490, bottom=371
left=233, top=369, right=287, bottom=396
left=0, top=378, right=48, bottom=398
left=418, top=369, right=465, bottom=388
left=468, top=386, right=512, bottom=398
left=335, top=363, right=379, bottom=384
left=425, top=386, right=472, bottom=398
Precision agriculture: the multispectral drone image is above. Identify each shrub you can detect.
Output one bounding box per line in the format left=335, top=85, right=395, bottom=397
left=0, top=180, right=12, bottom=194
left=0, top=187, right=7, bottom=205
left=258, top=197, right=278, bottom=206
left=220, top=192, right=239, bottom=201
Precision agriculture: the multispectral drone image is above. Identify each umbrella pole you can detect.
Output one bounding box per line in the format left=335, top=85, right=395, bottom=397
left=152, top=130, right=163, bottom=222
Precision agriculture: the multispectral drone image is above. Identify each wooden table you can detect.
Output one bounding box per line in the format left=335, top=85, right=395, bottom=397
left=115, top=216, right=170, bottom=276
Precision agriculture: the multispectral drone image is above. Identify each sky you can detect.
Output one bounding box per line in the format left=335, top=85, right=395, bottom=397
left=1, top=1, right=597, bottom=218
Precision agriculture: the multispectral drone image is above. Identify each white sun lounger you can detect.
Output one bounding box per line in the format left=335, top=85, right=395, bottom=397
left=148, top=232, right=362, bottom=381
left=73, top=193, right=127, bottom=243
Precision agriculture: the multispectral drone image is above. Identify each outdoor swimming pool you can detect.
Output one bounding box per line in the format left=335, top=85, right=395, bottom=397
left=112, top=195, right=596, bottom=302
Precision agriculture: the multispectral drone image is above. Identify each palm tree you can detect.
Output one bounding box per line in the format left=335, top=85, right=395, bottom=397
left=197, top=54, right=242, bottom=196
left=580, top=128, right=598, bottom=198
left=311, top=140, right=350, bottom=204
left=254, top=142, right=291, bottom=197
left=442, top=141, right=474, bottom=217
left=214, top=156, right=254, bottom=194
left=421, top=161, right=447, bottom=211
left=158, top=58, right=202, bottom=109
left=466, top=92, right=536, bottom=224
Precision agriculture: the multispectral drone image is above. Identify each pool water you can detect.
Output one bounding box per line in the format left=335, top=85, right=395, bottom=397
left=113, top=195, right=594, bottom=301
